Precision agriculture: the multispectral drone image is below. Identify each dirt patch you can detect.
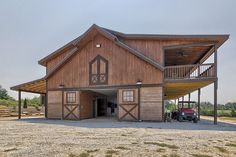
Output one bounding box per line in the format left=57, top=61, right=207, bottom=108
left=0, top=117, right=236, bottom=157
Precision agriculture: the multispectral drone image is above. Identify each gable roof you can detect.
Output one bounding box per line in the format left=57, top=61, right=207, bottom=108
left=44, top=24, right=165, bottom=79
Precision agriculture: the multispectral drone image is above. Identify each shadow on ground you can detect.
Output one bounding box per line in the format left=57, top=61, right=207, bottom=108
left=9, top=116, right=236, bottom=131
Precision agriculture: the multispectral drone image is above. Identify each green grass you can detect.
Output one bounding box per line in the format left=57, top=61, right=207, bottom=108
left=156, top=148, right=165, bottom=153
left=191, top=154, right=212, bottom=157
left=106, top=149, right=118, bottom=155
left=3, top=148, right=17, bottom=152
left=170, top=154, right=180, bottom=157
left=225, top=143, right=236, bottom=147
left=115, top=146, right=130, bottom=150
left=144, top=141, right=179, bottom=149
left=214, top=146, right=228, bottom=153
left=78, top=152, right=89, bottom=157
left=86, top=149, right=99, bottom=153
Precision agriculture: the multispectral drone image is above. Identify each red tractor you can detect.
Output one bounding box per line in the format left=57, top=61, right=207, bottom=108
left=172, top=101, right=198, bottom=123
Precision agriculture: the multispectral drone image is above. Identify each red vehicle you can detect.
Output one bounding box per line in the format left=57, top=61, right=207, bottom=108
left=172, top=101, right=198, bottom=123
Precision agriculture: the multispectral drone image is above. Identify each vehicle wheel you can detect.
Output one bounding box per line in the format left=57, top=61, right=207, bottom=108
left=193, top=118, right=198, bottom=123
left=178, top=116, right=183, bottom=122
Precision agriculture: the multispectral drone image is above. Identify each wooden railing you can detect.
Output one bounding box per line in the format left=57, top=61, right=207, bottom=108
left=164, top=63, right=215, bottom=80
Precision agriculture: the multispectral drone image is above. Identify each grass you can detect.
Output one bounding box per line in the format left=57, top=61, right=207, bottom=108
left=144, top=141, right=179, bottom=149
left=3, top=148, right=17, bottom=152
left=115, top=146, right=130, bottom=150
left=86, top=149, right=99, bottom=153
left=78, top=153, right=89, bottom=157
left=170, top=154, right=180, bottom=157
left=225, top=143, right=236, bottom=147
left=68, top=152, right=89, bottom=157
left=191, top=154, right=212, bottom=157
left=106, top=149, right=119, bottom=155
left=214, top=146, right=228, bottom=153
left=156, top=148, right=165, bottom=153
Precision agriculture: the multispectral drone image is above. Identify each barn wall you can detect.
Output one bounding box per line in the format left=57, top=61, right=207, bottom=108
left=47, top=34, right=163, bottom=89
left=47, top=91, right=62, bottom=119
left=140, top=87, right=163, bottom=121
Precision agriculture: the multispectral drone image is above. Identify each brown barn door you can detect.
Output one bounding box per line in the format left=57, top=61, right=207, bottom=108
left=89, top=55, right=108, bottom=85
left=63, top=92, right=79, bottom=120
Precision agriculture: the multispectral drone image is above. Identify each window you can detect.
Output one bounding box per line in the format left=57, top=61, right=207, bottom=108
left=123, top=90, right=134, bottom=102
left=66, top=92, right=76, bottom=103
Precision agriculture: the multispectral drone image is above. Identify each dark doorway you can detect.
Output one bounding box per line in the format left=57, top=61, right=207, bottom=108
left=97, top=98, right=107, bottom=117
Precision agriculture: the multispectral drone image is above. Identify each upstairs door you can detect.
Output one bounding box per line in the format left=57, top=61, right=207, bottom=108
left=89, top=55, right=108, bottom=85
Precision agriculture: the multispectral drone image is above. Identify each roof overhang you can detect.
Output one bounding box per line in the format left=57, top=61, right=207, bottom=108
left=10, top=78, right=46, bottom=94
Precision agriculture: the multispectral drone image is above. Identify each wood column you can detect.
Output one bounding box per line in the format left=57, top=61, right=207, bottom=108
left=188, top=93, right=191, bottom=108
left=18, top=90, right=21, bottom=119
left=44, top=93, right=48, bottom=118
left=214, top=45, right=218, bottom=125
left=198, top=88, right=201, bottom=120
left=62, top=90, right=64, bottom=120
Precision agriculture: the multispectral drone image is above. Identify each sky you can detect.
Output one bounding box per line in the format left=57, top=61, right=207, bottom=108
left=0, top=0, right=235, bottom=104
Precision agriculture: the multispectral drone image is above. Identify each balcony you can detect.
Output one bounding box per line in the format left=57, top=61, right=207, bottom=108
left=164, top=63, right=216, bottom=81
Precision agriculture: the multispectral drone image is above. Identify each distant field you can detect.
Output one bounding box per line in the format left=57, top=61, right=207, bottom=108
left=202, top=116, right=236, bottom=124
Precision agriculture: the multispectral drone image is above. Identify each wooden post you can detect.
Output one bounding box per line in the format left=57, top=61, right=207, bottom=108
left=214, top=45, right=218, bottom=125
left=138, top=86, right=141, bottom=120
left=62, top=90, right=64, bottom=120
left=188, top=93, right=191, bottom=108
left=44, top=93, right=48, bottom=118
left=198, top=89, right=201, bottom=120
left=18, top=90, right=21, bottom=119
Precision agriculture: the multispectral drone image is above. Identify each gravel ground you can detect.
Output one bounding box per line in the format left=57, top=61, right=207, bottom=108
left=0, top=117, right=236, bottom=157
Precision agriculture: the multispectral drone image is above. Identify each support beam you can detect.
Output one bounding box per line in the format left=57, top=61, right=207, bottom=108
left=214, top=45, right=218, bottom=125
left=44, top=93, right=47, bottom=118
left=188, top=93, right=191, bottom=108
left=198, top=89, right=201, bottom=120
left=18, top=90, right=21, bottom=119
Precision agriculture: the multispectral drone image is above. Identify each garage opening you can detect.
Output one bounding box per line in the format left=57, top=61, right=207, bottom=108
left=90, top=88, right=118, bottom=118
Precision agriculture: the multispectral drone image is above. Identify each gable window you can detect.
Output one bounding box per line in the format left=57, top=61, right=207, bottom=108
left=122, top=90, right=134, bottom=102
left=89, top=55, right=108, bottom=85
left=66, top=92, right=76, bottom=103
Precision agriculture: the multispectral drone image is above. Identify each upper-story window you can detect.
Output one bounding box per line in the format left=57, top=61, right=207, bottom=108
left=89, top=55, right=108, bottom=85
left=66, top=92, right=76, bottom=103
left=122, top=90, right=134, bottom=102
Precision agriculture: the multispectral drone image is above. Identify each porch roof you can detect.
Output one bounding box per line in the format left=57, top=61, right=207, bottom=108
left=10, top=78, right=46, bottom=94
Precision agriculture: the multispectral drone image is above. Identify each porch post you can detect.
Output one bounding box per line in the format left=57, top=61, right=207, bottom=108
left=18, top=90, right=21, bottom=119
left=198, top=88, right=201, bottom=120
left=214, top=45, right=218, bottom=125
left=44, top=93, right=48, bottom=118
left=188, top=93, right=191, bottom=108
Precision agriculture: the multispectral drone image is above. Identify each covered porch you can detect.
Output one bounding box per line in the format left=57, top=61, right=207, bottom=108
left=163, top=42, right=219, bottom=124
left=10, top=78, right=47, bottom=119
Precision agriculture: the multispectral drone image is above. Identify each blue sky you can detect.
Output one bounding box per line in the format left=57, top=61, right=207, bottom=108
left=0, top=0, right=235, bottom=104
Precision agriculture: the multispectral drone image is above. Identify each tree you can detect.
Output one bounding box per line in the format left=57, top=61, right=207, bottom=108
left=0, top=85, right=9, bottom=100
left=23, top=98, right=28, bottom=109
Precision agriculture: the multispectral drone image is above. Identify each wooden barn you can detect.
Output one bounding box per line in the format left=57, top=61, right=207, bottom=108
left=11, top=24, right=229, bottom=124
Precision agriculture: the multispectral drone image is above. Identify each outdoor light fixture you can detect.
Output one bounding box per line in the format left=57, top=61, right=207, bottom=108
left=136, top=80, right=142, bottom=85
left=58, top=84, right=65, bottom=89
left=96, top=44, right=101, bottom=48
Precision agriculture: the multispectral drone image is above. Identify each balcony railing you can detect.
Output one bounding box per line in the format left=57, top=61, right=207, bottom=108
left=164, top=63, right=215, bottom=80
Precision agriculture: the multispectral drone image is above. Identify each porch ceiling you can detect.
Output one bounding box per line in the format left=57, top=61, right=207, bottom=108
left=164, top=79, right=214, bottom=100
left=164, top=43, right=213, bottom=66
left=10, top=78, right=46, bottom=94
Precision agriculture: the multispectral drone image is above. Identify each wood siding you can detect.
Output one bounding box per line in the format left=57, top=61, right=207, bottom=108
left=47, top=91, right=62, bottom=119
left=47, top=34, right=163, bottom=89
left=140, top=87, right=163, bottom=121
